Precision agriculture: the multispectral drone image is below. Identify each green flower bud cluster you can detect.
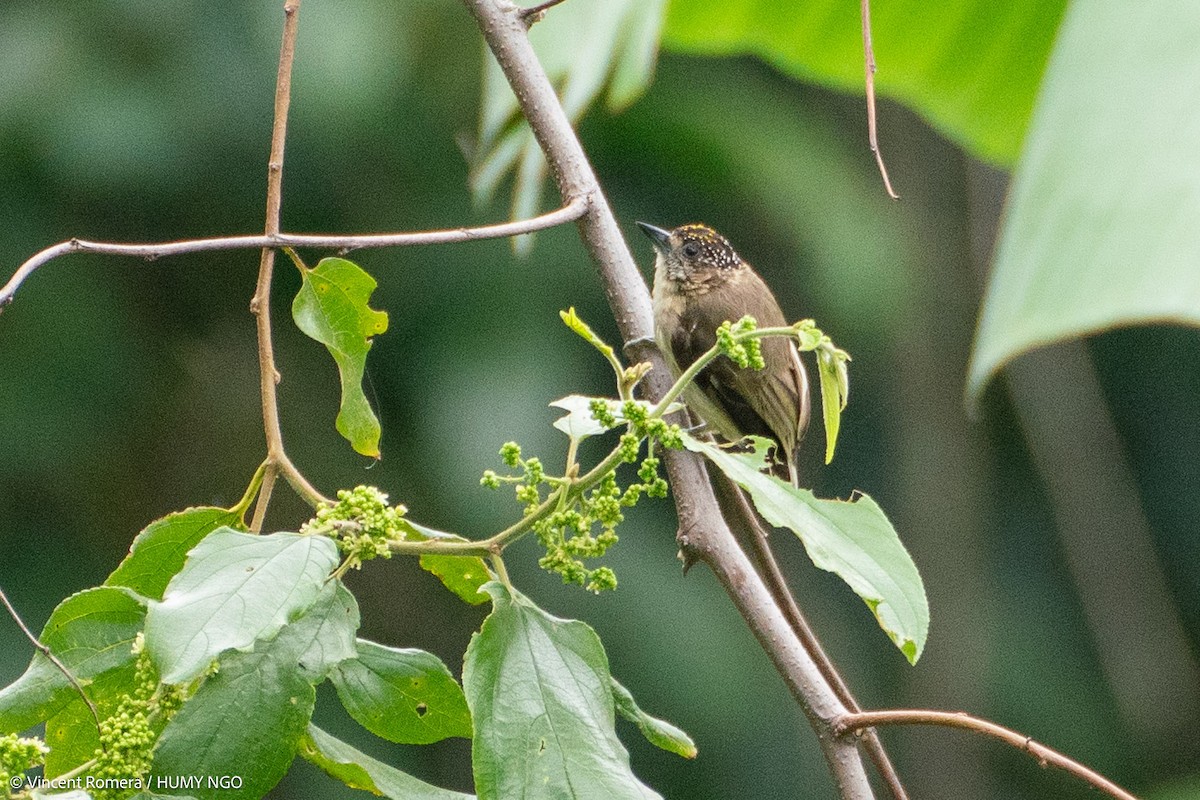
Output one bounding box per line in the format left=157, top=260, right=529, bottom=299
left=302, top=485, right=407, bottom=569
left=480, top=443, right=547, bottom=513
left=0, top=733, right=47, bottom=798
left=716, top=316, right=765, bottom=369
left=89, top=639, right=177, bottom=800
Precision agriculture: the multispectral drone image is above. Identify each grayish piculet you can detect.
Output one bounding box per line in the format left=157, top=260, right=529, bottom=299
left=639, top=221, right=810, bottom=486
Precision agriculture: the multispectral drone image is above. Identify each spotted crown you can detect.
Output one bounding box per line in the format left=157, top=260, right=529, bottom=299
left=676, top=224, right=741, bottom=270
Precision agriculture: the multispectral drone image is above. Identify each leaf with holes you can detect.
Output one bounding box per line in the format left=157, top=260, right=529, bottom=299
left=331, top=639, right=472, bottom=745
left=292, top=257, right=389, bottom=457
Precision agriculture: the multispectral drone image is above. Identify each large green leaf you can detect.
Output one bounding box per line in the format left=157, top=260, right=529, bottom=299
left=463, top=583, right=660, bottom=800
left=662, top=0, right=1067, bottom=165
left=968, top=2, right=1200, bottom=399
left=682, top=433, right=928, bottom=663
left=0, top=586, right=146, bottom=733
left=144, top=529, right=340, bottom=684
left=300, top=724, right=476, bottom=800
left=292, top=257, right=389, bottom=458
left=330, top=639, right=472, bottom=744
left=106, top=507, right=243, bottom=600
left=473, top=0, right=666, bottom=238
left=149, top=588, right=337, bottom=800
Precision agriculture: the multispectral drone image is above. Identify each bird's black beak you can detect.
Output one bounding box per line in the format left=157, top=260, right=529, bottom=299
left=636, top=221, right=672, bottom=255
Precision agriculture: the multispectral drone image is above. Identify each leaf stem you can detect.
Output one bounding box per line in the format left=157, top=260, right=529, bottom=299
left=230, top=459, right=269, bottom=524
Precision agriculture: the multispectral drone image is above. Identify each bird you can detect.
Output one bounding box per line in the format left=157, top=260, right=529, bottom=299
left=638, top=221, right=810, bottom=486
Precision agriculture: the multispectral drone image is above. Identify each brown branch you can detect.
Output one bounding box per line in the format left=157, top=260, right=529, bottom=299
left=0, top=585, right=103, bottom=736
left=0, top=200, right=588, bottom=314
left=862, top=0, right=898, bottom=200
left=461, top=1, right=874, bottom=796
left=248, top=0, right=303, bottom=530
left=720, top=474, right=909, bottom=800
left=835, top=710, right=1141, bottom=800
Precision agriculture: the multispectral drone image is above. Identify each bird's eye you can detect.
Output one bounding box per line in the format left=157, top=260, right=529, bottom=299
left=681, top=241, right=701, bottom=258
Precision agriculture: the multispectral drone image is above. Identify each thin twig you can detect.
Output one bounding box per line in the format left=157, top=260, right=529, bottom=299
left=0, top=585, right=103, bottom=735
left=248, top=0, right=304, bottom=531
left=862, top=0, right=898, bottom=200
left=0, top=199, right=589, bottom=312
left=519, top=0, right=570, bottom=25
left=835, top=710, right=1141, bottom=800
left=719, top=474, right=909, bottom=800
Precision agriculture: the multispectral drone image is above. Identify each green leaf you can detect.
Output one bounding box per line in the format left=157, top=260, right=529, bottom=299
left=144, top=529, right=340, bottom=684
left=0, top=586, right=146, bottom=733
left=967, top=2, right=1200, bottom=400
left=473, top=0, right=666, bottom=231
left=663, top=0, right=1067, bottom=165
left=463, top=583, right=661, bottom=800
left=549, top=396, right=682, bottom=442
left=106, top=507, right=243, bottom=600
left=399, top=519, right=492, bottom=606
left=290, top=581, right=361, bottom=683
left=292, top=257, right=389, bottom=458
left=610, top=678, right=696, bottom=759
left=149, top=584, right=343, bottom=800
left=331, top=639, right=472, bottom=745
left=300, top=724, right=475, bottom=800
left=682, top=433, right=928, bottom=663
left=815, top=345, right=849, bottom=464
left=559, top=307, right=616, bottom=360
left=418, top=554, right=491, bottom=606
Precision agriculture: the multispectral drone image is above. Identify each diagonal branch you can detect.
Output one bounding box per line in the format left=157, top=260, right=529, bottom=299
left=835, top=709, right=1141, bottom=800
left=0, top=200, right=588, bottom=313
left=0, top=585, right=103, bottom=736
left=460, top=1, right=875, bottom=796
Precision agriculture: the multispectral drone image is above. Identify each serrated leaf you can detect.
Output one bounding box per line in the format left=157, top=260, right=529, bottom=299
left=331, top=639, right=471, bottom=745
left=663, top=0, right=1066, bottom=166
left=292, top=257, right=389, bottom=458
left=106, top=507, right=243, bottom=600
left=300, top=724, right=476, bottom=800
left=463, top=583, right=660, bottom=800
left=144, top=529, right=340, bottom=684
left=610, top=678, right=696, bottom=759
left=0, top=586, right=146, bottom=734
left=472, top=0, right=666, bottom=238
left=967, top=2, right=1200, bottom=401
left=682, top=433, right=928, bottom=663
left=148, top=583, right=347, bottom=800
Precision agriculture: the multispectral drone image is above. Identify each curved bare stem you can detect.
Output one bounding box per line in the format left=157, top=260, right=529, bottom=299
left=0, top=586, right=103, bottom=737
left=0, top=199, right=588, bottom=312
left=835, top=710, right=1140, bottom=800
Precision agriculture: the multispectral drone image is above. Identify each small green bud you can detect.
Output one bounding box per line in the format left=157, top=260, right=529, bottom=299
left=499, top=441, right=522, bottom=467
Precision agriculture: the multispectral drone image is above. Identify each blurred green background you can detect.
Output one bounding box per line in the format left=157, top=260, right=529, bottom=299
left=1, top=1, right=1198, bottom=798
